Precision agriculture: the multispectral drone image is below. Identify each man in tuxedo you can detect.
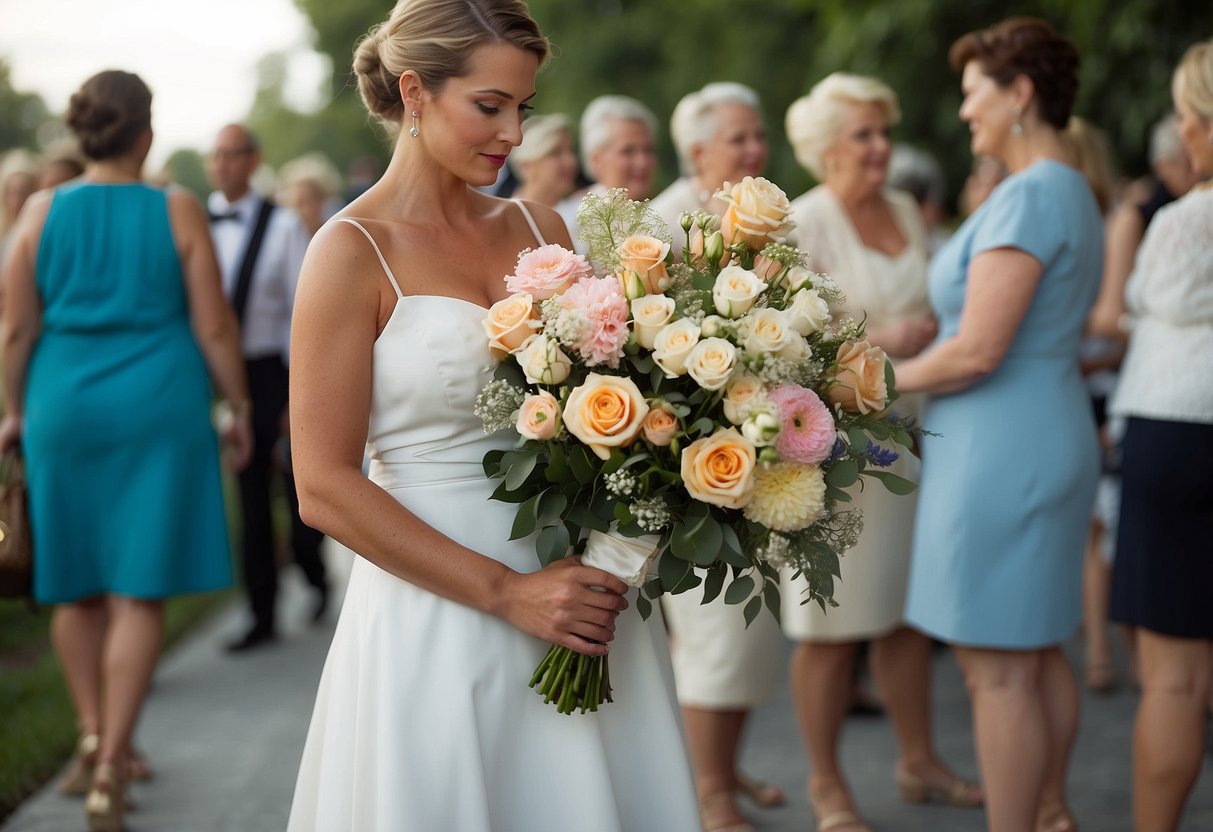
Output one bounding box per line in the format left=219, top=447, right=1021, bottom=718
left=207, top=123, right=328, bottom=652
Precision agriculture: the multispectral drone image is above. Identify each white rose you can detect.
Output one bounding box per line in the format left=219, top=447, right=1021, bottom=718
left=777, top=333, right=810, bottom=361
left=723, top=375, right=767, bottom=425
left=700, top=314, right=728, bottom=339
left=515, top=334, right=572, bottom=386
left=782, top=266, right=815, bottom=293
left=744, top=308, right=794, bottom=355
left=652, top=318, right=702, bottom=377
left=712, top=265, right=767, bottom=318
left=741, top=408, right=780, bottom=446
left=785, top=288, right=832, bottom=336
left=685, top=337, right=738, bottom=391
left=631, top=295, right=677, bottom=349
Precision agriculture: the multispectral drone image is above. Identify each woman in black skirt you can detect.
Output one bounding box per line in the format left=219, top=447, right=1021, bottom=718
left=1108, top=37, right=1213, bottom=832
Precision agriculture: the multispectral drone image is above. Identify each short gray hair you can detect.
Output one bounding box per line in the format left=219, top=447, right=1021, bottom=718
left=670, top=82, right=761, bottom=176
left=785, top=72, right=901, bottom=180
left=578, top=95, right=657, bottom=173
left=1148, top=113, right=1184, bottom=165
left=508, top=114, right=572, bottom=175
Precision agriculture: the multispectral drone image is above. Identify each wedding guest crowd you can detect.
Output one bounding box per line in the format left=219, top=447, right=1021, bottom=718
left=2, top=5, right=1210, bottom=831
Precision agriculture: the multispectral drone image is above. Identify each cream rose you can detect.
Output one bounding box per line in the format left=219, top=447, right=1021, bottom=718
left=686, top=337, right=738, bottom=391
left=743, top=308, right=794, bottom=355
left=680, top=428, right=757, bottom=509
left=482, top=293, right=540, bottom=355
left=782, top=266, right=815, bottom=293
left=828, top=340, right=890, bottom=415
left=777, top=333, right=809, bottom=361
left=652, top=318, right=701, bottom=378
left=718, top=176, right=795, bottom=249
left=712, top=266, right=766, bottom=318
left=516, top=390, right=561, bottom=440
left=723, top=375, right=767, bottom=424
left=700, top=314, right=728, bottom=339
left=515, top=334, right=572, bottom=386
left=618, top=235, right=672, bottom=296
left=642, top=405, right=679, bottom=446
left=740, top=408, right=780, bottom=447
left=563, top=373, right=650, bottom=460
left=631, top=295, right=677, bottom=349
left=785, top=288, right=832, bottom=336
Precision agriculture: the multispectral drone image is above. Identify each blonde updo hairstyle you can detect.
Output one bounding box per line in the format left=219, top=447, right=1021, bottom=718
left=353, top=0, right=549, bottom=130
left=785, top=73, right=901, bottom=180
left=1175, top=38, right=1213, bottom=123
left=66, top=70, right=152, bottom=161
left=669, top=82, right=761, bottom=176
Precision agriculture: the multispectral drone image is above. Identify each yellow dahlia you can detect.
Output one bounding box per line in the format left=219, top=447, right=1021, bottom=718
left=743, top=462, right=826, bottom=532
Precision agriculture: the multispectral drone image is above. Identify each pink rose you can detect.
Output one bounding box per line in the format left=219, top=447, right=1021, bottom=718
left=767, top=384, right=836, bottom=464
left=516, top=390, right=561, bottom=440
left=505, top=244, right=593, bottom=300
left=642, top=405, right=679, bottom=446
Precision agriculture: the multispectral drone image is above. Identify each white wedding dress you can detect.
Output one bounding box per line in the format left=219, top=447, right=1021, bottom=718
left=287, top=212, right=700, bottom=832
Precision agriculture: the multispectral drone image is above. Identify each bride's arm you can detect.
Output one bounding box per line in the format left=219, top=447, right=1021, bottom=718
left=289, top=222, right=629, bottom=656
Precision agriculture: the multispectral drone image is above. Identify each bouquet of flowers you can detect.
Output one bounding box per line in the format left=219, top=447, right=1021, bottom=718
left=475, top=178, right=918, bottom=714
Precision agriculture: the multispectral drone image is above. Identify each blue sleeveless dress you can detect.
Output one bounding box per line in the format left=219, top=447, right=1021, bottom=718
left=25, top=182, right=233, bottom=604
left=904, top=161, right=1103, bottom=648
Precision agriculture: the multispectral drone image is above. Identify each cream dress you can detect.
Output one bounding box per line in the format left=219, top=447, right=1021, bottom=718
left=782, top=185, right=931, bottom=641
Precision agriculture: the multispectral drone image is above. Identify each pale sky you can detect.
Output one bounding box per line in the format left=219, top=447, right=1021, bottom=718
left=0, top=0, right=329, bottom=168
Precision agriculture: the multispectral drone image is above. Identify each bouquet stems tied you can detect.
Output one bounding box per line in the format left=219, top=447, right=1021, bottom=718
left=529, top=643, right=613, bottom=715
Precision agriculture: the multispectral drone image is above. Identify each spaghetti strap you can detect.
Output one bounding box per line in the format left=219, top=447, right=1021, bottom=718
left=512, top=199, right=548, bottom=247
left=334, top=217, right=404, bottom=298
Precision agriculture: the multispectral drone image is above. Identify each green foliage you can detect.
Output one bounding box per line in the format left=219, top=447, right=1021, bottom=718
left=0, top=60, right=50, bottom=154
left=163, top=149, right=210, bottom=200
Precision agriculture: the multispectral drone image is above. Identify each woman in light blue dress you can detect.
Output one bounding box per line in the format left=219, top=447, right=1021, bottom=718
left=893, top=19, right=1103, bottom=832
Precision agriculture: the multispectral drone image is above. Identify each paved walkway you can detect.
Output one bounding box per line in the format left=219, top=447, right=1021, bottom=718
left=4, top=540, right=1211, bottom=831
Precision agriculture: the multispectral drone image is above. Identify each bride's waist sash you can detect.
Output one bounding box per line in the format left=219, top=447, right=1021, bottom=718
left=368, top=456, right=495, bottom=491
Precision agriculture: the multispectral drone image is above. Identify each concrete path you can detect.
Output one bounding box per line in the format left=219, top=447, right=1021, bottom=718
left=4, top=540, right=1210, bottom=831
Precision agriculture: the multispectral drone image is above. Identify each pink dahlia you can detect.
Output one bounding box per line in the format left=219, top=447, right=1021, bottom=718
left=505, top=244, right=594, bottom=300
left=559, top=276, right=630, bottom=368
left=767, top=384, right=836, bottom=464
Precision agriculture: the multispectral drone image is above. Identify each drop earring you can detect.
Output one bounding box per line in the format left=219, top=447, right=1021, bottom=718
left=409, top=111, right=419, bottom=139
left=1011, top=105, right=1023, bottom=138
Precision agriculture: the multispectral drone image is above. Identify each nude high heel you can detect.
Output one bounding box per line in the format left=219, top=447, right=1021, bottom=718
left=59, top=733, right=100, bottom=796
left=84, top=762, right=126, bottom=832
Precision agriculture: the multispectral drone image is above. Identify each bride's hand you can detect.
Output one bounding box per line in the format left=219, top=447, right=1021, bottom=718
left=500, top=557, right=630, bottom=657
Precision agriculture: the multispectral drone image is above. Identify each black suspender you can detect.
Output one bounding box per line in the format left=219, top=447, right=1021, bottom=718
left=231, top=198, right=277, bottom=324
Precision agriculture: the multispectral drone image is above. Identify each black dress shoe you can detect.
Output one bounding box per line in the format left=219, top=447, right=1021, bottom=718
left=310, top=586, right=330, bottom=624
left=224, top=626, right=277, bottom=653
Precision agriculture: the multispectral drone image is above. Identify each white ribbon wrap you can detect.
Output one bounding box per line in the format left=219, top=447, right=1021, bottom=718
left=580, top=528, right=661, bottom=587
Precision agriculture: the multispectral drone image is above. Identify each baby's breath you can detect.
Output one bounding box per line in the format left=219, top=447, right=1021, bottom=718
left=473, top=379, right=527, bottom=434
left=604, top=470, right=640, bottom=500
left=631, top=496, right=673, bottom=533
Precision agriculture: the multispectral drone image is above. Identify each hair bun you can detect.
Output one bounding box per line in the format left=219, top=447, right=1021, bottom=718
left=65, top=70, right=152, bottom=161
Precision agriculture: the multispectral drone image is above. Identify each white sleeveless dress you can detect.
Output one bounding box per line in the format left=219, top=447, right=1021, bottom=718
left=287, top=209, right=700, bottom=832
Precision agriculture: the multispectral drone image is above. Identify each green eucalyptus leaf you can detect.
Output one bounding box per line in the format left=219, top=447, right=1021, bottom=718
left=723, top=574, right=755, bottom=605
left=658, top=549, right=692, bottom=591
left=569, top=446, right=598, bottom=484
left=635, top=594, right=653, bottom=620
left=536, top=523, right=571, bottom=565
left=702, top=563, right=726, bottom=604
left=762, top=579, right=782, bottom=622
left=482, top=449, right=508, bottom=478
left=866, top=470, right=918, bottom=495
left=509, top=494, right=542, bottom=540
left=826, top=457, right=859, bottom=488
left=504, top=450, right=539, bottom=491
left=743, top=595, right=763, bottom=627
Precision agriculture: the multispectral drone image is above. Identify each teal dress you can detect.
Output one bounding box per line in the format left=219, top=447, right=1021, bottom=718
left=904, top=161, right=1103, bottom=648
left=25, top=182, right=233, bottom=604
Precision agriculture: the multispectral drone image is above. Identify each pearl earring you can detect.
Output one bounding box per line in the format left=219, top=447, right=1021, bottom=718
left=409, top=111, right=419, bottom=139
left=1011, top=105, right=1023, bottom=138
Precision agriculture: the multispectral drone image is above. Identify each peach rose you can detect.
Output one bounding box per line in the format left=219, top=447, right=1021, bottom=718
left=689, top=226, right=729, bottom=268
left=751, top=254, right=785, bottom=282
left=652, top=318, right=702, bottom=378
left=723, top=375, right=767, bottom=425
left=680, top=428, right=757, bottom=509
left=712, top=265, right=766, bottom=318
left=642, top=405, right=679, bottom=446
left=516, top=390, right=561, bottom=440
left=631, top=295, right=677, bottom=349
left=618, top=235, right=672, bottom=296
left=563, top=373, right=650, bottom=460
left=828, top=341, right=890, bottom=415
left=718, top=176, right=795, bottom=249
left=482, top=293, right=541, bottom=355
left=686, top=337, right=738, bottom=391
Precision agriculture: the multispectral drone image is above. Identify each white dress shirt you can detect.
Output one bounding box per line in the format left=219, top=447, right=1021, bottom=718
left=207, top=190, right=309, bottom=361
left=1109, top=186, right=1213, bottom=424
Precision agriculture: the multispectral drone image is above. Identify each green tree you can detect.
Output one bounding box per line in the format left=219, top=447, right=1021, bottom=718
left=163, top=149, right=210, bottom=200
left=0, top=59, right=50, bottom=153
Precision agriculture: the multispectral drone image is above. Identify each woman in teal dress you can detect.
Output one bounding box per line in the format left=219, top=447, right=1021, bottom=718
left=0, top=70, right=251, bottom=831
left=893, top=20, right=1103, bottom=832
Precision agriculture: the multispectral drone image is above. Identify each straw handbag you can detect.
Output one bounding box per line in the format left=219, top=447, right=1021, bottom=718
left=0, top=451, right=33, bottom=598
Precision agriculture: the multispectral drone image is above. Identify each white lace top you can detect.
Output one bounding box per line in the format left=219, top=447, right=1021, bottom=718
left=1110, top=186, right=1213, bottom=424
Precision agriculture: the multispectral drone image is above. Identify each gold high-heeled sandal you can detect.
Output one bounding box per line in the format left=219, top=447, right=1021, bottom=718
left=735, top=772, right=785, bottom=807
left=698, top=791, right=756, bottom=832
left=84, top=762, right=126, bottom=832
left=59, top=733, right=100, bottom=796
left=895, top=769, right=983, bottom=807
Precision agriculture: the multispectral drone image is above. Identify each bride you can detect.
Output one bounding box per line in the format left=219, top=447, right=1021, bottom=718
left=284, top=1, right=699, bottom=829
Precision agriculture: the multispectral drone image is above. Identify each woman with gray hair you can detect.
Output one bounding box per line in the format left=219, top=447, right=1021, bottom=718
left=649, top=82, right=768, bottom=250
left=654, top=80, right=786, bottom=832
left=557, top=95, right=658, bottom=250
left=782, top=71, right=978, bottom=832
left=507, top=113, right=579, bottom=208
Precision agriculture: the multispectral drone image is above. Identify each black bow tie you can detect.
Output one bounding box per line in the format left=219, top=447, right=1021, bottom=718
left=208, top=209, right=241, bottom=223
